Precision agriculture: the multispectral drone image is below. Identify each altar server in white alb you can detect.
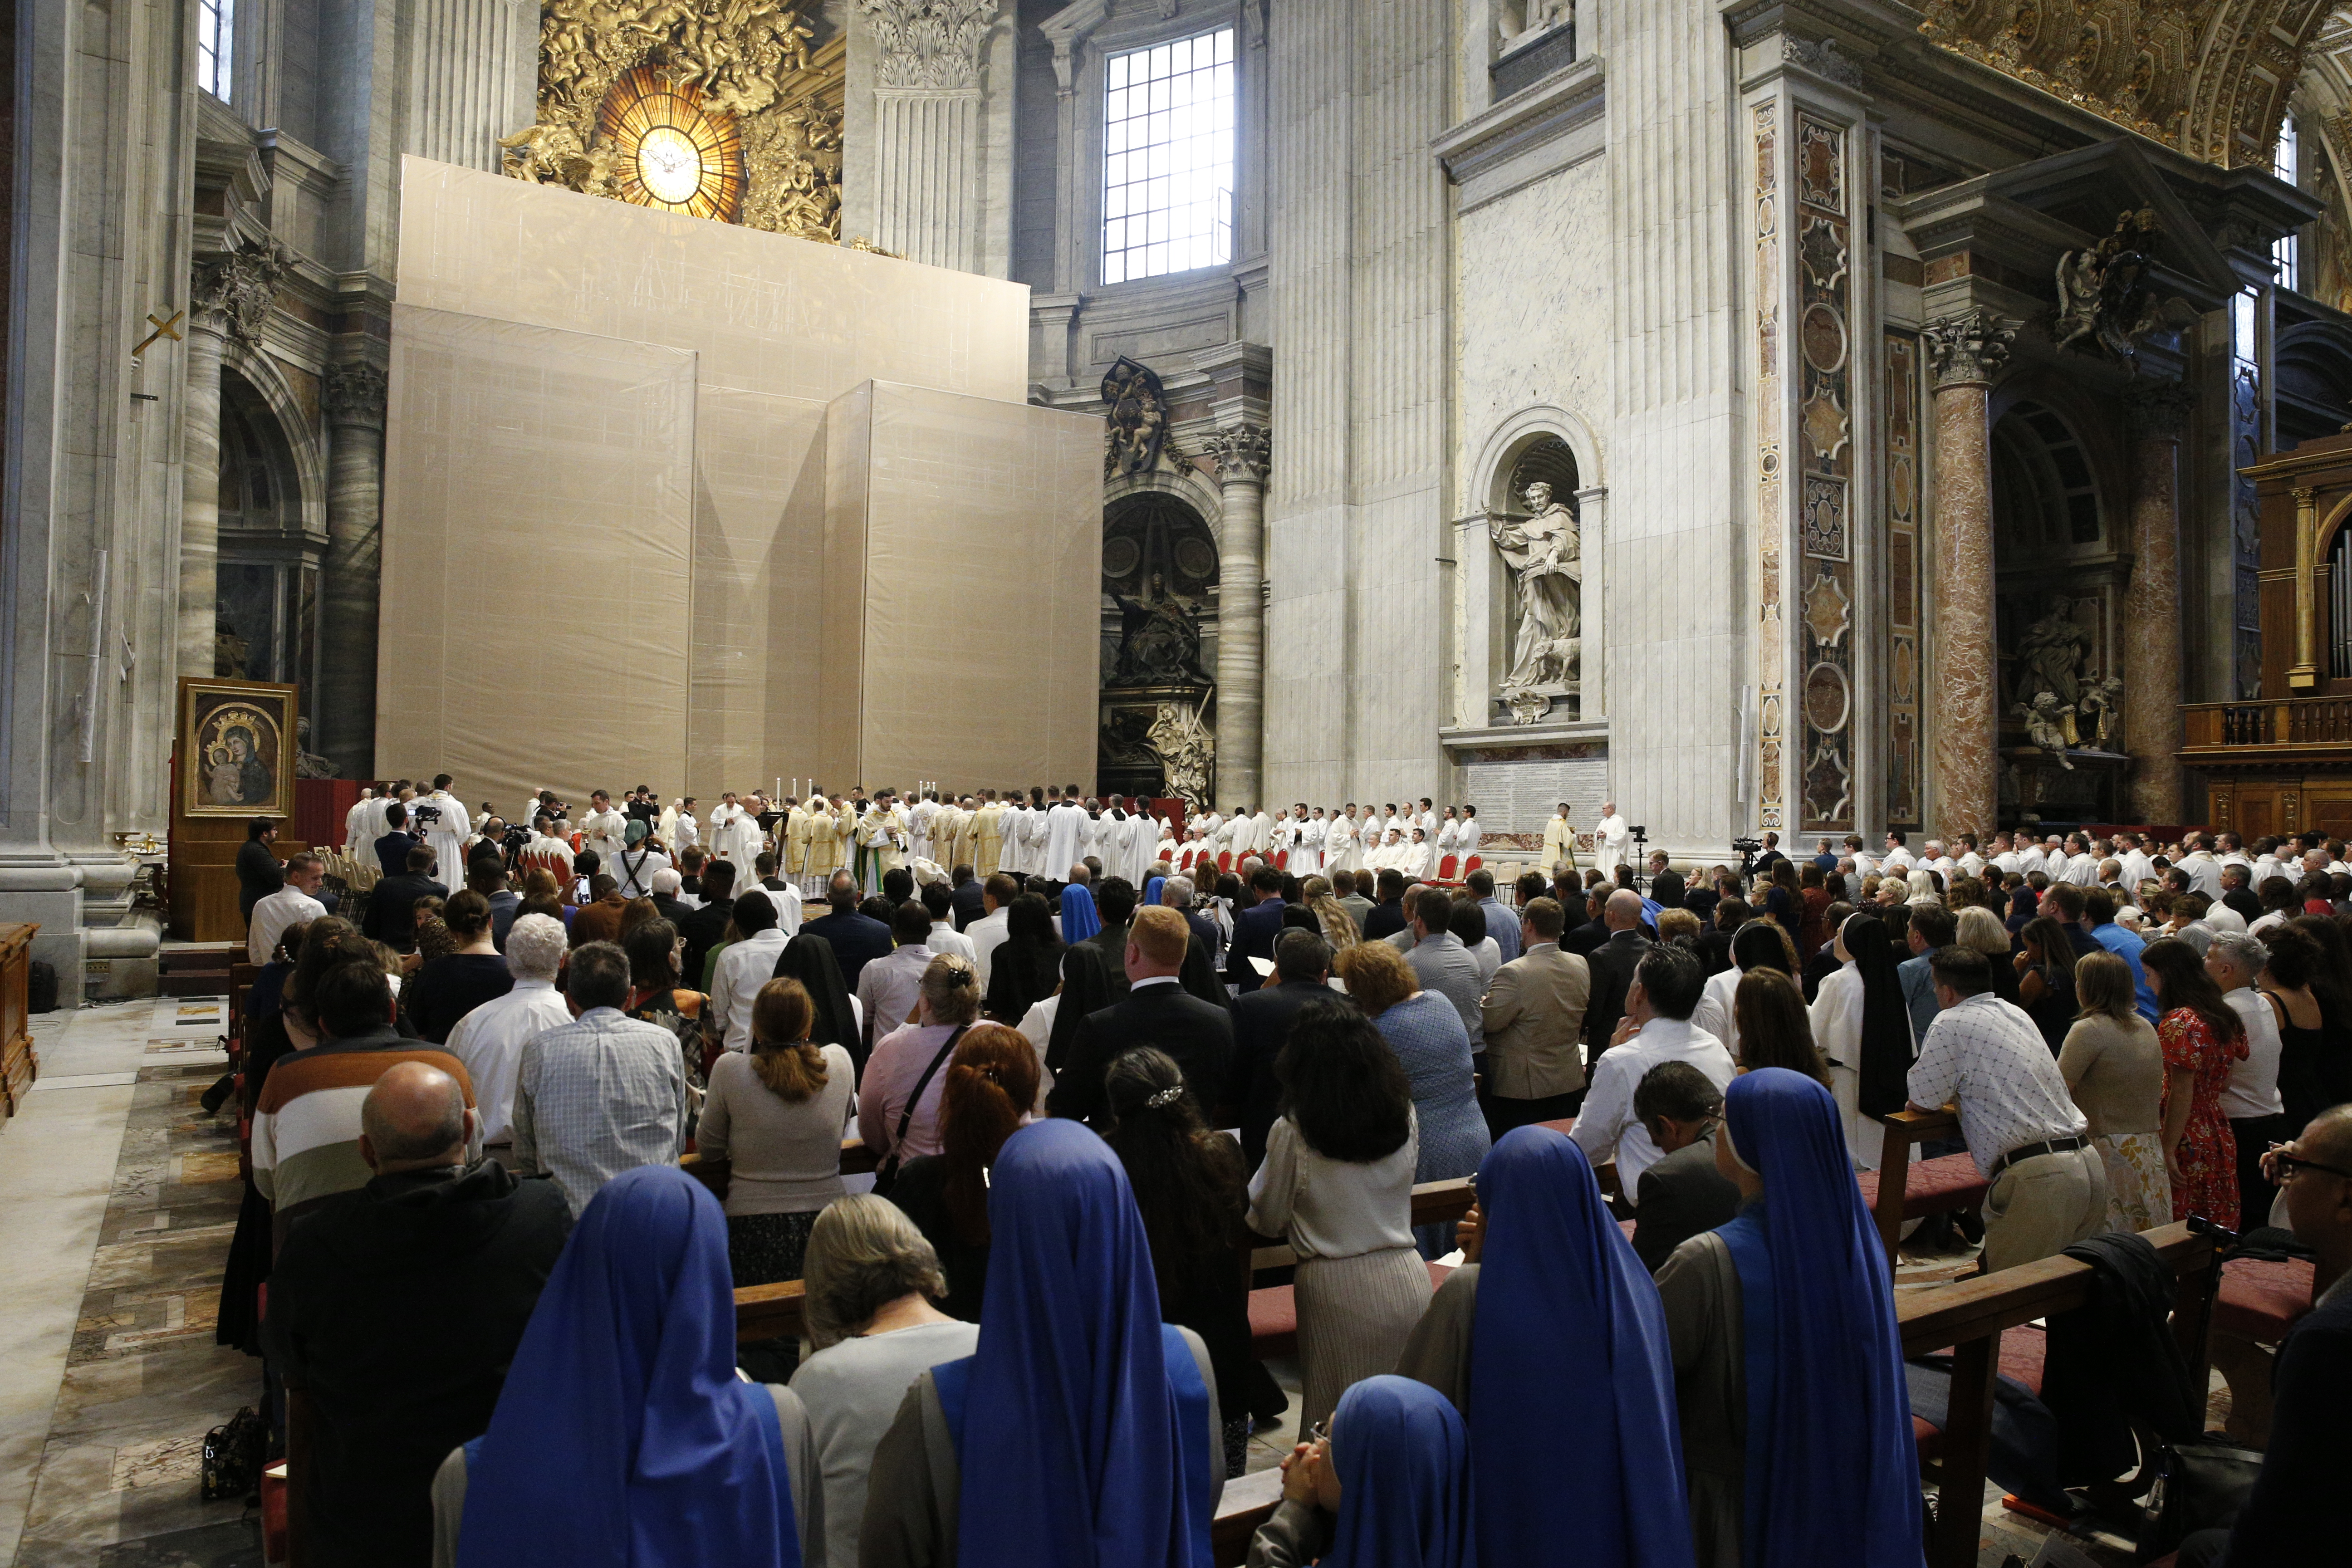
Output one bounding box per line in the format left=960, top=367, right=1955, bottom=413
left=343, top=788, right=379, bottom=855
left=1326, top=806, right=1360, bottom=873
left=1457, top=804, right=1482, bottom=862
left=412, top=775, right=472, bottom=879
left=1044, top=786, right=1087, bottom=882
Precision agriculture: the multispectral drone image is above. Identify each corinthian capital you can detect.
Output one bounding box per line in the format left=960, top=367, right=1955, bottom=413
left=1922, top=309, right=2017, bottom=389
left=857, top=0, right=1001, bottom=90
left=1205, top=424, right=1271, bottom=484
left=322, top=360, right=389, bottom=431
left=191, top=238, right=294, bottom=347
left=2125, top=379, right=2198, bottom=441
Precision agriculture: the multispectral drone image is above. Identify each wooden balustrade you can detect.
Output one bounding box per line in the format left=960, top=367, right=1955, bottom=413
left=2182, top=694, right=2352, bottom=756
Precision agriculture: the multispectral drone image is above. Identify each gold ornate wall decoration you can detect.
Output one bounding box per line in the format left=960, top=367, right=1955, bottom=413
left=1916, top=0, right=2335, bottom=169
left=504, top=0, right=845, bottom=242
left=1795, top=110, right=1856, bottom=833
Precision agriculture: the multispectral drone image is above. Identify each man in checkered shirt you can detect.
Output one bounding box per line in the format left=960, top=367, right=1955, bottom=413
left=511, top=941, right=687, bottom=1214
left=1907, top=945, right=2106, bottom=1272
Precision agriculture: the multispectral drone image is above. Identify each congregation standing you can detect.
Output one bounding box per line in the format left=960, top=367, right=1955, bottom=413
left=228, top=777, right=2352, bottom=1568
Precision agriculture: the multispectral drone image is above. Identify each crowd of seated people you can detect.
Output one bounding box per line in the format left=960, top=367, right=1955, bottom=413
left=228, top=824, right=2352, bottom=1566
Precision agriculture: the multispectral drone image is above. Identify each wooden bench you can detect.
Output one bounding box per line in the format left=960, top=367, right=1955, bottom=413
left=1864, top=1107, right=1991, bottom=1264
left=2207, top=1253, right=2317, bottom=1446
left=1901, top=1220, right=2219, bottom=1568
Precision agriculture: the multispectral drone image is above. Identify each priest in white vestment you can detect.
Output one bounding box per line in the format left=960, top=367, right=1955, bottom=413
left=1541, top=804, right=1578, bottom=877
left=1045, top=792, right=1088, bottom=883
left=413, top=780, right=471, bottom=882
left=1299, top=809, right=1328, bottom=877
left=1327, top=809, right=1360, bottom=873
left=343, top=789, right=378, bottom=855
left=1595, top=803, right=1630, bottom=873
left=1457, top=807, right=1483, bottom=862
left=1248, top=806, right=1275, bottom=859
left=1400, top=829, right=1432, bottom=880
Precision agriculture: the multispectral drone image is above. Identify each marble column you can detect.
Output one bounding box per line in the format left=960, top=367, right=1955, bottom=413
left=176, top=309, right=229, bottom=676
left=1922, top=310, right=2016, bottom=835
left=853, top=0, right=999, bottom=270
left=320, top=361, right=389, bottom=780
left=178, top=242, right=289, bottom=680
left=2124, top=383, right=2194, bottom=822
left=1207, top=424, right=1272, bottom=810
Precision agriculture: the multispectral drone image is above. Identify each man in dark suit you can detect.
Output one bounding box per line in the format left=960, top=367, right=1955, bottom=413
left=677, top=858, right=739, bottom=989
left=1361, top=868, right=1410, bottom=942
left=950, top=864, right=986, bottom=930
left=1083, top=877, right=1139, bottom=998
left=374, top=800, right=423, bottom=879
left=1581, top=889, right=1653, bottom=1068
left=363, top=847, right=449, bottom=954
left=1695, top=897, right=1746, bottom=975
left=236, top=817, right=286, bottom=927
left=1562, top=887, right=1611, bottom=956
left=1049, top=906, right=1234, bottom=1127
left=801, top=870, right=894, bottom=991
left=1224, top=864, right=1288, bottom=994
left=1628, top=1061, right=1741, bottom=1269
left=1165, top=875, right=1218, bottom=959
left=1227, top=929, right=1332, bottom=1167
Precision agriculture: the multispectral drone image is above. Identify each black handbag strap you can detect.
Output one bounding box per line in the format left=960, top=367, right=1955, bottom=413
left=896, top=1024, right=969, bottom=1149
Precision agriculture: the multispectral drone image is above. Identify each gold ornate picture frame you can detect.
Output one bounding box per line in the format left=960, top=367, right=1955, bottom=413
left=178, top=678, right=296, bottom=819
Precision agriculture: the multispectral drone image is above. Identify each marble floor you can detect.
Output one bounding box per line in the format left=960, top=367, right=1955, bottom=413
left=0, top=997, right=265, bottom=1568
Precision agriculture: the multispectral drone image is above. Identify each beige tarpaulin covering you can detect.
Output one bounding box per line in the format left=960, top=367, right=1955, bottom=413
left=378, top=158, right=1100, bottom=810
left=379, top=307, right=696, bottom=816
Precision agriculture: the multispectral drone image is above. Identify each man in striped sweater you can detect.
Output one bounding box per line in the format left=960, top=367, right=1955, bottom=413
left=252, top=956, right=479, bottom=1250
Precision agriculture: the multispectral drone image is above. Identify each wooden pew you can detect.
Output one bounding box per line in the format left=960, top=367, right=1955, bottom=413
left=1862, top=1107, right=1990, bottom=1264
left=1901, top=1220, right=2220, bottom=1568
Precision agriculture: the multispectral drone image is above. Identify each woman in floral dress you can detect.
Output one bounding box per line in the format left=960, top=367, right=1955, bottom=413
left=2142, top=937, right=2249, bottom=1230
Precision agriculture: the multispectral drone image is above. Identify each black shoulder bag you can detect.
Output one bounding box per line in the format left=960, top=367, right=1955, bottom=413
left=871, top=1024, right=968, bottom=1197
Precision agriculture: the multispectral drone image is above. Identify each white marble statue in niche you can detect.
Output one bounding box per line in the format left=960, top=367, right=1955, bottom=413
left=1491, top=480, right=1582, bottom=708
left=1499, top=0, right=1571, bottom=51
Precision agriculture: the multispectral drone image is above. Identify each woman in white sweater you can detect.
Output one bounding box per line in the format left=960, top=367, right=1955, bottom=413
left=696, top=976, right=855, bottom=1287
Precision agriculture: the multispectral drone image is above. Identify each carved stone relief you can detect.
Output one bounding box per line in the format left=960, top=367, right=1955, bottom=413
left=191, top=240, right=294, bottom=346
left=858, top=0, right=1000, bottom=90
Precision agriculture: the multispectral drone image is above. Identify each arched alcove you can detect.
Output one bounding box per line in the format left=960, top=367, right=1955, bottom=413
left=214, top=369, right=322, bottom=700
left=1989, top=396, right=2124, bottom=770
left=1099, top=483, right=1220, bottom=801
left=2278, top=321, right=2352, bottom=448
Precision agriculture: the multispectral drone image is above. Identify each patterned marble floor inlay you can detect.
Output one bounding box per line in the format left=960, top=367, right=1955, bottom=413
left=12, top=1057, right=263, bottom=1568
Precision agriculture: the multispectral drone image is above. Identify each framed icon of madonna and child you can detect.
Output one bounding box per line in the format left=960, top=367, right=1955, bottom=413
left=179, top=678, right=296, bottom=818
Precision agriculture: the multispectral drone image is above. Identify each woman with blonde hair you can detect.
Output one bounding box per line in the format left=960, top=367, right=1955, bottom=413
left=695, top=976, right=855, bottom=1288
left=889, top=1024, right=1040, bottom=1320
left=1312, top=893, right=1361, bottom=952
left=861, top=953, right=984, bottom=1178
left=2056, top=951, right=2169, bottom=1232
left=1953, top=903, right=2022, bottom=1006
left=789, top=1196, right=978, bottom=1568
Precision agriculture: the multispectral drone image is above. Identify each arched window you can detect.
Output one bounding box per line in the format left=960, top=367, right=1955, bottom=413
left=213, top=373, right=318, bottom=691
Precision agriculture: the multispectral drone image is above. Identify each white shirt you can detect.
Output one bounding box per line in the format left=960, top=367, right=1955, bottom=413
left=2182, top=850, right=2226, bottom=900
left=925, top=921, right=977, bottom=964
left=2220, top=986, right=2285, bottom=1119
left=1569, top=1015, right=1735, bottom=1192
left=609, top=846, right=672, bottom=899
left=1906, top=993, right=2087, bottom=1179
left=1880, top=846, right=1915, bottom=873
left=966, top=906, right=1010, bottom=990
left=443, top=977, right=574, bottom=1145
left=2118, top=849, right=2154, bottom=889
left=248, top=885, right=327, bottom=964
left=710, top=928, right=793, bottom=1054
left=747, top=880, right=804, bottom=937
left=1957, top=852, right=1985, bottom=878
left=1690, top=965, right=1744, bottom=1061
left=2061, top=853, right=2101, bottom=887
left=1457, top=818, right=1481, bottom=856
left=857, top=944, right=936, bottom=1047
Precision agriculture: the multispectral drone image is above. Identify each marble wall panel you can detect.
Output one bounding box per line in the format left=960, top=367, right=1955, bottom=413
left=1456, top=164, right=1609, bottom=475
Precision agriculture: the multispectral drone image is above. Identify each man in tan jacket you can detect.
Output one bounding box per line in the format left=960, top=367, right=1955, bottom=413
left=1478, top=895, right=1592, bottom=1137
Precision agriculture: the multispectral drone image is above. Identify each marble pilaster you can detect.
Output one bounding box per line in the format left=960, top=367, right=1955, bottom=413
left=320, top=361, right=388, bottom=780
left=1922, top=310, right=2014, bottom=835
left=176, top=312, right=227, bottom=679
left=2124, top=384, right=2194, bottom=822
left=1207, top=424, right=1270, bottom=810
left=853, top=0, right=1000, bottom=271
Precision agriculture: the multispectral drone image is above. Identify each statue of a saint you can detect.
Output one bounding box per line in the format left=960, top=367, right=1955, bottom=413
left=1490, top=481, right=1582, bottom=690
left=1112, top=573, right=1209, bottom=686
left=2013, top=598, right=2092, bottom=711
left=1147, top=697, right=1215, bottom=812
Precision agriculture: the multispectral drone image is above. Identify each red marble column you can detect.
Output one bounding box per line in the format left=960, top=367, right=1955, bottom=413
left=2124, top=385, right=2193, bottom=821
left=1923, top=311, right=2015, bottom=836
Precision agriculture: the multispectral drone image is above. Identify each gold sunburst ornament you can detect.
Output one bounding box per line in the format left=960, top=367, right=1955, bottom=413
left=598, top=67, right=745, bottom=222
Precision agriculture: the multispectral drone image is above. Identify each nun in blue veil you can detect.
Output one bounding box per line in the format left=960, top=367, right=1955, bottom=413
left=1060, top=880, right=1102, bottom=944
left=435, top=1165, right=819, bottom=1568
left=1651, top=1067, right=1922, bottom=1568
left=1393, top=1124, right=1691, bottom=1568
left=1143, top=873, right=1167, bottom=911
left=1245, top=1375, right=1474, bottom=1568
left=857, top=1118, right=1224, bottom=1568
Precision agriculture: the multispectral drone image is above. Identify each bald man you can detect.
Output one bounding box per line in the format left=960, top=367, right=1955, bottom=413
left=264, top=1063, right=572, bottom=1568
left=1581, top=889, right=1656, bottom=1067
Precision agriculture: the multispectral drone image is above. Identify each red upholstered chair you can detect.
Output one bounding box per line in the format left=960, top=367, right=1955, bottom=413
left=1273, top=850, right=1289, bottom=871
left=1218, top=851, right=1233, bottom=872
left=1463, top=855, right=1482, bottom=877
left=2212, top=1255, right=2317, bottom=1445
left=1438, top=853, right=1460, bottom=882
